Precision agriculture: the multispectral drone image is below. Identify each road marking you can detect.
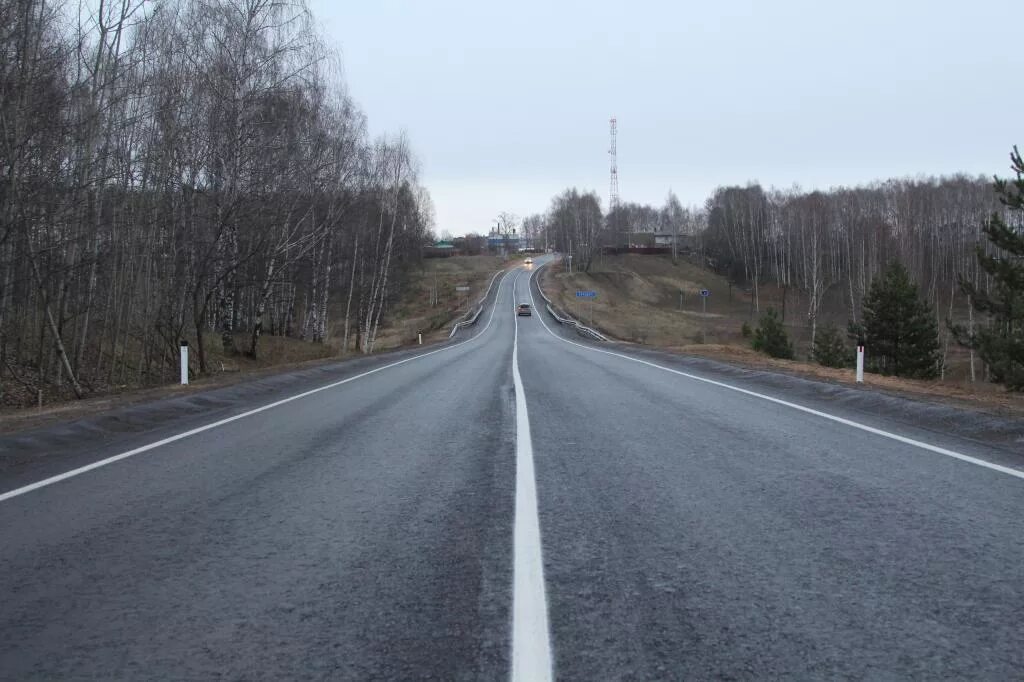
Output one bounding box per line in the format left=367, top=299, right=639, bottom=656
left=527, top=266, right=1024, bottom=482
left=511, top=270, right=554, bottom=682
left=0, top=270, right=518, bottom=504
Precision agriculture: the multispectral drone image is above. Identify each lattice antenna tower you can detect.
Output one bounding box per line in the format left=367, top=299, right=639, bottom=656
left=609, top=117, right=619, bottom=214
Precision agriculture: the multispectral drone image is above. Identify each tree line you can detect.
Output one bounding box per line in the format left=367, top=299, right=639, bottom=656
left=528, top=157, right=1023, bottom=389
left=700, top=176, right=1002, bottom=348
left=1, top=0, right=433, bottom=405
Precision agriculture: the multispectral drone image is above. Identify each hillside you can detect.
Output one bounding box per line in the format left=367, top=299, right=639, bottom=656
left=356, top=256, right=508, bottom=350
left=541, top=253, right=832, bottom=347
left=539, top=254, right=1017, bottom=410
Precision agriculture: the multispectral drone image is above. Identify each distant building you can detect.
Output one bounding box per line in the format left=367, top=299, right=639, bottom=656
left=487, top=230, right=522, bottom=254
left=653, top=233, right=698, bottom=253
left=423, top=240, right=457, bottom=258
left=600, top=231, right=698, bottom=255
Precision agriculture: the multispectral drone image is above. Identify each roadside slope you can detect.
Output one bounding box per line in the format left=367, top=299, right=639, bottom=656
left=539, top=257, right=1024, bottom=420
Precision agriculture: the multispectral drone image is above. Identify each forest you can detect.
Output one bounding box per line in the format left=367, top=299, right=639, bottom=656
left=1, top=0, right=434, bottom=406
left=529, top=166, right=1022, bottom=386
left=4, top=0, right=1020, bottom=406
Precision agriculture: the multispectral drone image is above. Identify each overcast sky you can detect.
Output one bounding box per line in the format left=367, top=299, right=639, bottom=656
left=307, top=0, right=1023, bottom=236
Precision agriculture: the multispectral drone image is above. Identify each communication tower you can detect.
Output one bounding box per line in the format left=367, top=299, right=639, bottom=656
left=609, top=117, right=619, bottom=213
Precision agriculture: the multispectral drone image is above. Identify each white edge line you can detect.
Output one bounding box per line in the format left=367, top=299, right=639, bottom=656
left=0, top=270, right=519, bottom=504
left=510, top=269, right=554, bottom=682
left=527, top=264, right=1024, bottom=482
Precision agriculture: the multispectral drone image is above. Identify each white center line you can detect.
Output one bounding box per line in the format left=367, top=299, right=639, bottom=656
left=527, top=264, right=1024, bottom=482
left=511, top=270, right=554, bottom=682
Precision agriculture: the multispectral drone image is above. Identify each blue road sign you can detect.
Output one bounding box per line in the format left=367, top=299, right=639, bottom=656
left=576, top=291, right=597, bottom=298
left=699, top=289, right=710, bottom=297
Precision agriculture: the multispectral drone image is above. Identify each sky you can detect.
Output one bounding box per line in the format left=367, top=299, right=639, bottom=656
left=307, top=0, right=1024, bottom=236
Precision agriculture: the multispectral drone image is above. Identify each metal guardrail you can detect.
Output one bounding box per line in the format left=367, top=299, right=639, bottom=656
left=533, top=263, right=608, bottom=342
left=448, top=268, right=504, bottom=338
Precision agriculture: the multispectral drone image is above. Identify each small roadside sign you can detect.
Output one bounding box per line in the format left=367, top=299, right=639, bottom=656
left=699, top=289, right=710, bottom=297
left=576, top=291, right=597, bottom=298
left=455, top=285, right=470, bottom=292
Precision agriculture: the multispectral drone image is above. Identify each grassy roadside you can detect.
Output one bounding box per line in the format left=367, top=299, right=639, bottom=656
left=0, top=349, right=347, bottom=434
left=539, top=256, right=1024, bottom=418
left=0, top=256, right=511, bottom=423
left=366, top=255, right=508, bottom=350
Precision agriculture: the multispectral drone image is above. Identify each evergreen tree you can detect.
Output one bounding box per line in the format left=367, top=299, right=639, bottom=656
left=752, top=308, right=794, bottom=359
left=860, top=262, right=941, bottom=379
left=813, top=323, right=851, bottom=368
left=954, top=146, right=1024, bottom=390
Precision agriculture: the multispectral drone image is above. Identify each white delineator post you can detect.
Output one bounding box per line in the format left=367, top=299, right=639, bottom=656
left=180, top=340, right=189, bottom=385
left=856, top=344, right=865, bottom=383
left=418, top=331, right=423, bottom=345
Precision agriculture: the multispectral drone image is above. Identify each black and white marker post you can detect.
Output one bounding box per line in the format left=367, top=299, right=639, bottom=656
left=700, top=288, right=710, bottom=343
left=856, top=341, right=865, bottom=383
left=180, top=340, right=189, bottom=385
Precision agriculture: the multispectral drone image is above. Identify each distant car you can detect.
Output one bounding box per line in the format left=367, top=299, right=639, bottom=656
left=517, top=303, right=532, bottom=316
left=524, top=257, right=533, bottom=266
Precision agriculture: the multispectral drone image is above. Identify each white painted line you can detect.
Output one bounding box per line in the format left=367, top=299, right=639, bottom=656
left=0, top=270, right=518, bottom=504
left=527, top=266, right=1024, bottom=482
left=511, top=270, right=554, bottom=682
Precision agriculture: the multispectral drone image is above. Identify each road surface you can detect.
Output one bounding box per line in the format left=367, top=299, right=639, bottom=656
left=2, top=260, right=1023, bottom=680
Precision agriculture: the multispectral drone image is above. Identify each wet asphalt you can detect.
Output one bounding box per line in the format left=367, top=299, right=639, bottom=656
left=1, top=262, right=1023, bottom=680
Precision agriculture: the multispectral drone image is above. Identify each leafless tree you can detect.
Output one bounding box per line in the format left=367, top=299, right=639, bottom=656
left=0, top=0, right=434, bottom=406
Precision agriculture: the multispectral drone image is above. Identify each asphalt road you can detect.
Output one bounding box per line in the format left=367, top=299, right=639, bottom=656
left=2, top=260, right=1023, bottom=680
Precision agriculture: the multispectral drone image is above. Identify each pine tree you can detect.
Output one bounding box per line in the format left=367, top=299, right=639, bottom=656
left=954, top=146, right=1024, bottom=390
left=813, top=322, right=851, bottom=368
left=752, top=308, right=794, bottom=359
left=860, top=262, right=940, bottom=379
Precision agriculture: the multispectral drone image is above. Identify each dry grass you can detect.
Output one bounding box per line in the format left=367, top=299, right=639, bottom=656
left=0, top=333, right=357, bottom=430
left=541, top=256, right=1024, bottom=416
left=215, top=334, right=336, bottom=369
left=541, top=256, right=729, bottom=346
left=0, top=257, right=509, bottom=418
left=359, top=255, right=508, bottom=350
left=0, top=333, right=337, bottom=413
left=666, top=344, right=1024, bottom=417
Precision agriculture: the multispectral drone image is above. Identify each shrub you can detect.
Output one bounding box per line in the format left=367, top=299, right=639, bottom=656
left=813, top=322, right=851, bottom=368
left=860, top=261, right=940, bottom=378
left=752, top=308, right=794, bottom=359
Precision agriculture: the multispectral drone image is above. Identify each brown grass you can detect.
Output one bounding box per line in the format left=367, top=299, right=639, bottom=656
left=541, top=256, right=731, bottom=346
left=541, top=255, right=1024, bottom=416
left=0, top=256, right=509, bottom=419
left=0, top=338, right=346, bottom=433
left=359, top=255, right=508, bottom=350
